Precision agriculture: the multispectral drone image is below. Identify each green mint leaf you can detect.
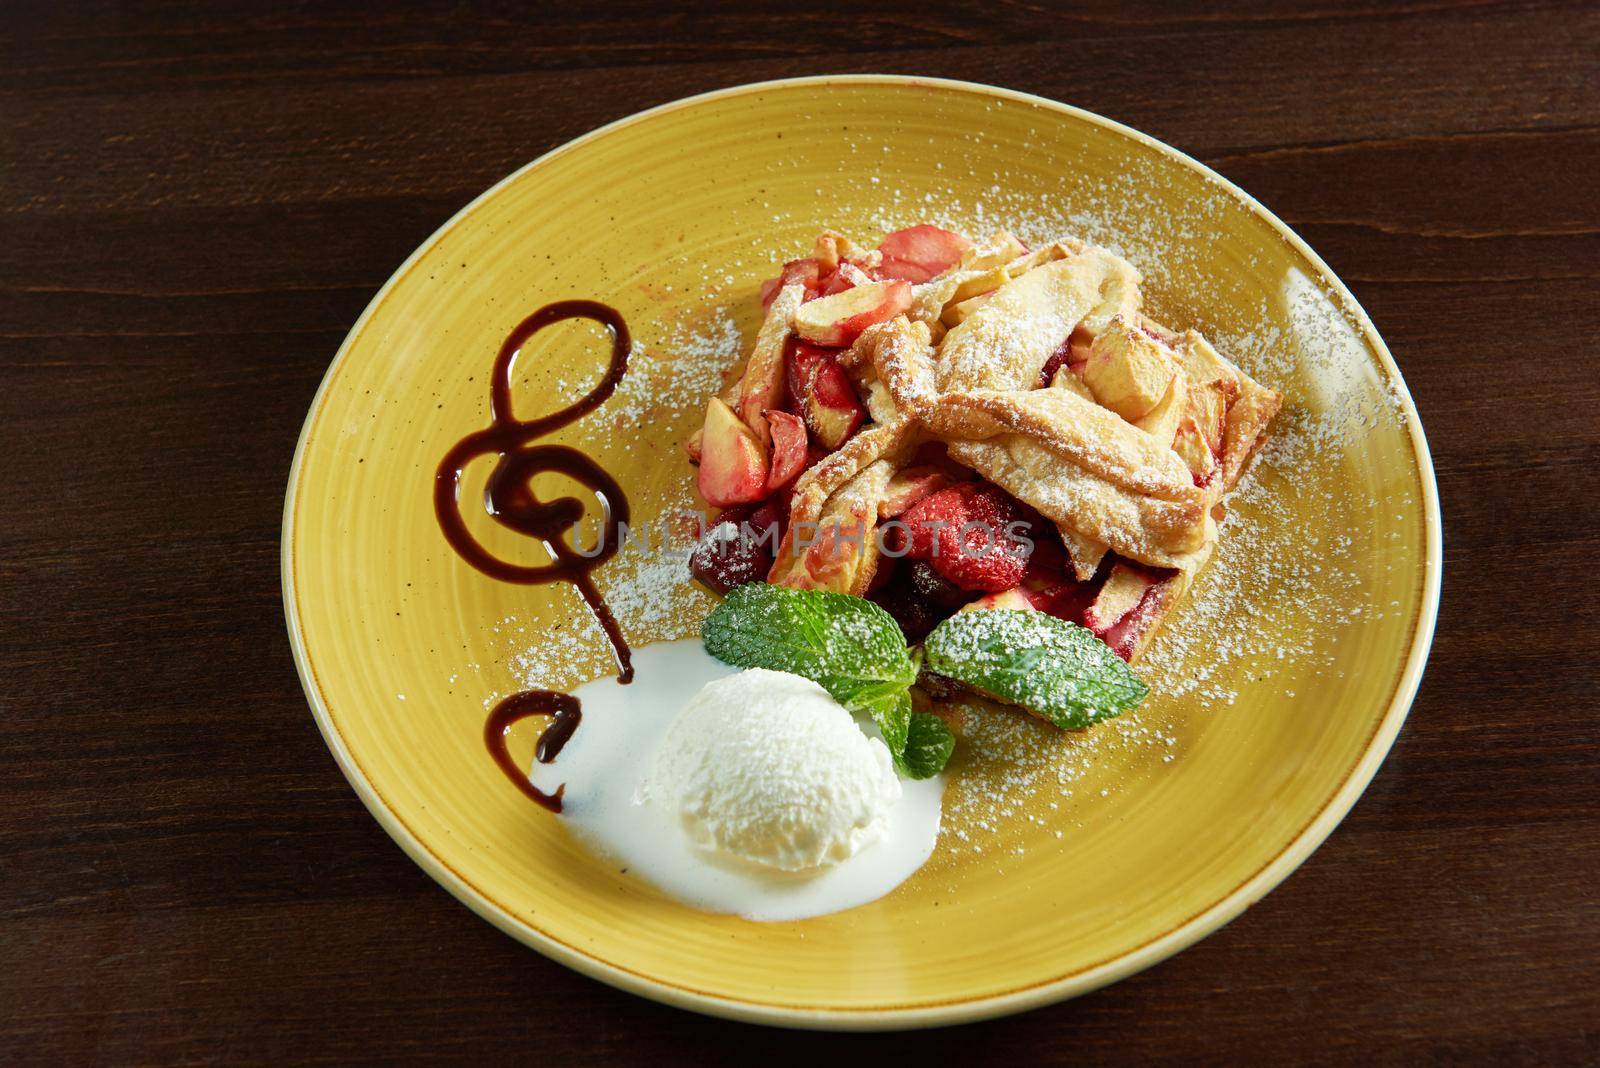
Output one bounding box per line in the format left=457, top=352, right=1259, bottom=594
left=896, top=711, right=955, bottom=779
left=858, top=688, right=910, bottom=758
left=923, top=609, right=1149, bottom=729
left=702, top=582, right=917, bottom=714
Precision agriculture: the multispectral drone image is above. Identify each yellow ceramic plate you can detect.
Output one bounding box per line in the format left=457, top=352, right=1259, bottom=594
left=283, top=76, right=1440, bottom=1028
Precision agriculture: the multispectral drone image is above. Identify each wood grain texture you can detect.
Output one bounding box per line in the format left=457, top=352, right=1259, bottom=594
left=2, top=0, right=1597, bottom=1062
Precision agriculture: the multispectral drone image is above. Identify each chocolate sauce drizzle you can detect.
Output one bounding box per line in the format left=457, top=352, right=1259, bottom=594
left=435, top=300, right=636, bottom=813
left=483, top=691, right=581, bottom=812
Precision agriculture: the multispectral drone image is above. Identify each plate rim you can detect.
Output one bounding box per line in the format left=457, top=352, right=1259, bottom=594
left=281, top=73, right=1443, bottom=1030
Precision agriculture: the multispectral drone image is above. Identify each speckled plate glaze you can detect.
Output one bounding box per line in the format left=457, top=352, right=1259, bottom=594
left=283, top=76, right=1441, bottom=1029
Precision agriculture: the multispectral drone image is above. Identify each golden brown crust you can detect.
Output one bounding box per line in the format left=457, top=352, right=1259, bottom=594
left=769, top=458, right=897, bottom=595
left=725, top=233, right=1280, bottom=660
left=857, top=315, right=1213, bottom=568
left=947, top=436, right=1209, bottom=568
left=782, top=417, right=919, bottom=529
left=737, top=283, right=804, bottom=448
left=936, top=249, right=1141, bottom=394
left=1056, top=524, right=1108, bottom=581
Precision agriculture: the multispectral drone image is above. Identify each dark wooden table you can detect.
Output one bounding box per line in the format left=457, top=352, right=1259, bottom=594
left=4, top=2, right=1597, bottom=1062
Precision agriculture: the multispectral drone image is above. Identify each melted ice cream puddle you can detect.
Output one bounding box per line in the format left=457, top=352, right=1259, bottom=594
left=529, top=640, right=944, bottom=921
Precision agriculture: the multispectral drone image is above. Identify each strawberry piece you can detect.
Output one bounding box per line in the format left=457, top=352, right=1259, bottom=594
left=936, top=522, right=1032, bottom=592
left=900, top=482, right=1004, bottom=558
left=899, top=482, right=1034, bottom=592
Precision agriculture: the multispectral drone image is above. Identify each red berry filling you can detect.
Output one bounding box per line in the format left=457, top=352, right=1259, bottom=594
left=688, top=502, right=784, bottom=594
left=898, top=483, right=1034, bottom=593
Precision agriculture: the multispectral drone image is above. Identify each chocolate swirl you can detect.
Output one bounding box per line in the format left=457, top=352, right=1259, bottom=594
left=434, top=300, right=634, bottom=682
left=436, top=300, right=638, bottom=813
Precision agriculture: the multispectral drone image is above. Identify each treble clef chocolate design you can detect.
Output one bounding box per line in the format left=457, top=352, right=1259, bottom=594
left=435, top=300, right=637, bottom=812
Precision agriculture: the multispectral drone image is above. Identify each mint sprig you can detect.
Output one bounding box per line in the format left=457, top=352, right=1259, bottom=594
left=923, top=609, right=1149, bottom=729
left=701, top=587, right=1147, bottom=776
left=901, top=711, right=956, bottom=779
left=701, top=583, right=949, bottom=778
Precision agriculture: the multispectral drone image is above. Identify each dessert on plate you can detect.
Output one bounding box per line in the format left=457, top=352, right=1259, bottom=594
left=689, top=224, right=1280, bottom=666
left=457, top=223, right=1281, bottom=921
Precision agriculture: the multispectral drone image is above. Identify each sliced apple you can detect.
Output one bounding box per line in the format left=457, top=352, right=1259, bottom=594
left=1103, top=572, right=1177, bottom=662
left=763, top=409, right=809, bottom=493
left=1082, top=562, right=1156, bottom=634
left=784, top=339, right=834, bottom=412
left=696, top=397, right=768, bottom=507
left=785, top=335, right=865, bottom=448
left=877, top=225, right=973, bottom=283
left=1134, top=372, right=1187, bottom=445
left=958, top=230, right=1028, bottom=272
left=940, top=290, right=995, bottom=328
left=1189, top=376, right=1236, bottom=456
left=959, top=587, right=1036, bottom=613
left=794, top=280, right=912, bottom=346
left=802, top=358, right=866, bottom=450
left=1003, top=242, right=1072, bottom=279
left=950, top=264, right=1011, bottom=304
left=878, top=466, right=951, bottom=518
left=1173, top=414, right=1220, bottom=488
left=1082, top=318, right=1181, bottom=421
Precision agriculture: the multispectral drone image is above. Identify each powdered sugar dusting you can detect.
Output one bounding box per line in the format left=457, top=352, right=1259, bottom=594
left=609, top=309, right=744, bottom=426
left=592, top=493, right=715, bottom=645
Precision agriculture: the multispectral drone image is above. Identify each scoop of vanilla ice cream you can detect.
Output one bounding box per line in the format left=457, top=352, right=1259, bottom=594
left=641, top=668, right=901, bottom=872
